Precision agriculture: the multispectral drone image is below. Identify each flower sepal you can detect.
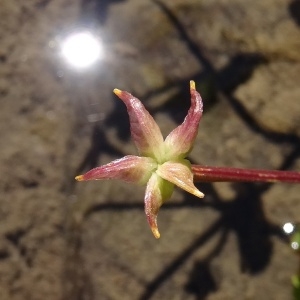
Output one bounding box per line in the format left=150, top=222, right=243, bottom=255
left=76, top=155, right=157, bottom=185
left=145, top=173, right=174, bottom=239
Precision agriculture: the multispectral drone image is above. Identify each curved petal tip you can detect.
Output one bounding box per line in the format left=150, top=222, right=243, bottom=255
left=157, top=161, right=205, bottom=199
left=113, top=88, right=122, bottom=96
left=190, top=80, right=195, bottom=90
left=151, top=227, right=161, bottom=239
left=192, top=189, right=205, bottom=198
left=75, top=175, right=84, bottom=181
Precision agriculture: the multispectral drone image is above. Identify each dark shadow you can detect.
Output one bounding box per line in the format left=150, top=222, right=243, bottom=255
left=150, top=0, right=300, bottom=148
left=80, top=0, right=126, bottom=25
left=192, top=182, right=273, bottom=275
left=74, top=124, right=125, bottom=176
left=289, top=0, right=300, bottom=26
left=217, top=53, right=267, bottom=93
left=104, top=94, right=131, bottom=142
left=151, top=0, right=214, bottom=74
left=198, top=178, right=281, bottom=276
left=224, top=183, right=273, bottom=273
left=139, top=218, right=224, bottom=300
left=35, top=0, right=51, bottom=8
left=280, top=144, right=300, bottom=170
left=185, top=261, right=218, bottom=300
left=184, top=222, right=228, bottom=300
left=218, top=92, right=300, bottom=145
left=62, top=216, right=94, bottom=300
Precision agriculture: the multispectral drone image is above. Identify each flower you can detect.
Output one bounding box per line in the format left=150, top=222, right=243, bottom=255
left=75, top=81, right=204, bottom=238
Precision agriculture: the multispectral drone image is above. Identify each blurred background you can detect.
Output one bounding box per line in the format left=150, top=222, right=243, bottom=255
left=1, top=0, right=300, bottom=299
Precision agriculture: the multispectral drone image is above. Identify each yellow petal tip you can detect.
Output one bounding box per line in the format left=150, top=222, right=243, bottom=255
left=152, top=228, right=161, bottom=239
left=190, top=80, right=196, bottom=90
left=113, top=88, right=122, bottom=96
left=194, top=190, right=205, bottom=198
left=75, top=175, right=84, bottom=181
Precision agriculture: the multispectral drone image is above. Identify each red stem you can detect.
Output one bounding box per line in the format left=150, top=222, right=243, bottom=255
left=192, top=165, right=300, bottom=184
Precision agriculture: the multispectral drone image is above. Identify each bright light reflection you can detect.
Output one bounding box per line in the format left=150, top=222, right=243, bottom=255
left=283, top=222, right=295, bottom=234
left=61, top=31, right=103, bottom=68
left=291, top=241, right=299, bottom=250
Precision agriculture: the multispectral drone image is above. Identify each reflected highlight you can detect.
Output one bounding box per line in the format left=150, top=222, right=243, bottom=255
left=283, top=222, right=295, bottom=234
left=61, top=31, right=103, bottom=68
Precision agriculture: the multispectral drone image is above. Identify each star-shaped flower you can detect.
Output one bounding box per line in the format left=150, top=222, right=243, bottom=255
left=76, top=81, right=204, bottom=238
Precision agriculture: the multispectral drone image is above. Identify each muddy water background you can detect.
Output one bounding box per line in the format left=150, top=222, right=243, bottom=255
left=1, top=0, right=300, bottom=299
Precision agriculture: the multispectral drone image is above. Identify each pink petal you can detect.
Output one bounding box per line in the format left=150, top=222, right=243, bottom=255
left=144, top=173, right=174, bottom=239
left=114, top=89, right=164, bottom=162
left=164, top=81, right=203, bottom=160
left=156, top=160, right=204, bottom=198
left=75, top=155, right=157, bottom=185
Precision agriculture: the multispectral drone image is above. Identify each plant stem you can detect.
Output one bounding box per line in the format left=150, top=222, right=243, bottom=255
left=192, top=165, right=300, bottom=184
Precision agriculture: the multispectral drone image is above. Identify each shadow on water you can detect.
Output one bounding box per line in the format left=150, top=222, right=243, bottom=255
left=289, top=0, right=300, bottom=27
left=185, top=261, right=218, bottom=300
left=104, top=94, right=131, bottom=142
left=80, top=0, right=126, bottom=25
left=74, top=123, right=125, bottom=177
left=222, top=183, right=273, bottom=274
